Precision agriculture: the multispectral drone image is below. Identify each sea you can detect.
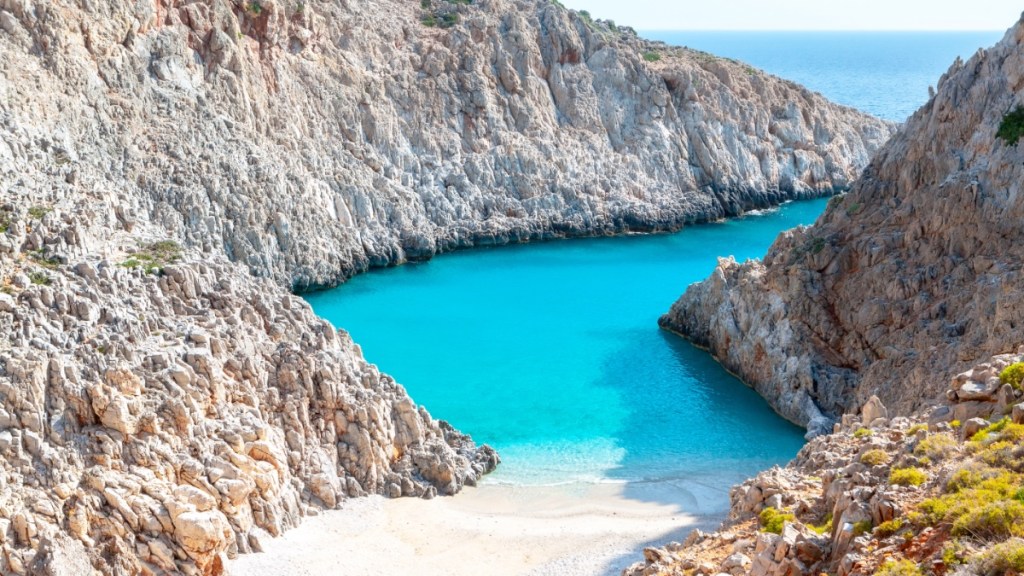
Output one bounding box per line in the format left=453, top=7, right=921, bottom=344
left=304, top=32, right=1004, bottom=499
left=643, top=31, right=1004, bottom=122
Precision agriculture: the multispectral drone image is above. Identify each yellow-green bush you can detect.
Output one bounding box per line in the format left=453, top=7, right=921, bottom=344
left=971, top=538, right=1024, bottom=573
left=979, top=440, right=1024, bottom=472
left=1000, top=362, right=1024, bottom=390
left=913, top=432, right=958, bottom=461
left=854, top=427, right=873, bottom=439
left=810, top=513, right=833, bottom=535
left=890, top=467, right=928, bottom=487
left=918, top=471, right=1024, bottom=538
left=853, top=519, right=873, bottom=536
left=906, top=424, right=928, bottom=435
left=874, top=518, right=904, bottom=538
left=951, top=499, right=1024, bottom=539
left=861, top=449, right=890, bottom=466
left=759, top=507, right=794, bottom=534
left=874, top=559, right=923, bottom=576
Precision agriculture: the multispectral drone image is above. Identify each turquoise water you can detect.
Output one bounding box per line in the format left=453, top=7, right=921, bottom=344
left=642, top=31, right=1004, bottom=121
left=306, top=200, right=827, bottom=488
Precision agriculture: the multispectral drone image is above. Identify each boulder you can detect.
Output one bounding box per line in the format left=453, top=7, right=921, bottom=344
left=962, top=417, right=990, bottom=440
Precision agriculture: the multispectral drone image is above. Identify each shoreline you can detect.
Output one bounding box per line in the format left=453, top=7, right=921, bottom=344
left=227, top=479, right=727, bottom=576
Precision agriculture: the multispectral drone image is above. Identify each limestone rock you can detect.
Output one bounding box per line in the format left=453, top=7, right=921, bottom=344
left=861, top=396, right=887, bottom=426
left=962, top=417, right=989, bottom=440
left=661, top=15, right=1024, bottom=432
left=27, top=534, right=93, bottom=576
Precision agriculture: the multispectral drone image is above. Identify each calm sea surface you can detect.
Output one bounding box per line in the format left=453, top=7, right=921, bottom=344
left=305, top=32, right=1001, bottom=493
left=642, top=31, right=1004, bottom=121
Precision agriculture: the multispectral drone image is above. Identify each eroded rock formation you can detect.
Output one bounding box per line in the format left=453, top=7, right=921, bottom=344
left=0, top=202, right=497, bottom=574
left=662, top=16, right=1024, bottom=436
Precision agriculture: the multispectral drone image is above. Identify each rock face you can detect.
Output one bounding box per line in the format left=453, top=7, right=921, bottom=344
left=0, top=0, right=890, bottom=291
left=0, top=0, right=892, bottom=573
left=0, top=203, right=497, bottom=574
left=661, top=16, right=1024, bottom=436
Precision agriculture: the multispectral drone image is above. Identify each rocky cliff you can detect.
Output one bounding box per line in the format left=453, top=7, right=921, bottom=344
left=0, top=0, right=892, bottom=573
left=0, top=206, right=498, bottom=574
left=0, top=0, right=890, bottom=290
left=662, top=16, right=1024, bottom=437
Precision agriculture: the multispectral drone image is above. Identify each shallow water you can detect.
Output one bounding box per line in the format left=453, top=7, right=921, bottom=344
left=305, top=200, right=827, bottom=488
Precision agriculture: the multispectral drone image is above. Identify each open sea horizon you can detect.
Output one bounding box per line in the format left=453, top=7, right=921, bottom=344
left=641, top=30, right=1005, bottom=121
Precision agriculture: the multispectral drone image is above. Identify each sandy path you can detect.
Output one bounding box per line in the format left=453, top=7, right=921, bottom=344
left=227, top=479, right=726, bottom=576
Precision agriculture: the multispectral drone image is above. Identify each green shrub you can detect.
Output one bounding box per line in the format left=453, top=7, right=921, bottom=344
left=421, top=14, right=437, bottom=26
left=913, top=432, right=957, bottom=461
left=29, top=250, right=60, bottom=269
left=890, top=467, right=928, bottom=487
left=997, top=107, right=1024, bottom=146
left=854, top=427, right=873, bottom=439
left=440, top=12, right=459, bottom=27
left=971, top=538, right=1024, bottom=574
left=918, top=470, right=1024, bottom=538
left=947, top=465, right=989, bottom=492
left=810, top=513, right=833, bottom=535
left=874, top=518, right=905, bottom=538
left=121, top=240, right=182, bottom=275
left=853, top=519, right=873, bottom=536
left=246, top=1, right=263, bottom=15
left=907, top=424, right=928, bottom=435
left=942, top=540, right=963, bottom=567
left=759, top=507, right=794, bottom=534
left=861, top=449, right=890, bottom=466
left=1001, top=363, right=1024, bottom=389
left=642, top=51, right=661, bottom=62
left=875, top=559, right=923, bottom=576
left=952, top=499, right=1024, bottom=539
left=27, top=206, right=50, bottom=219
left=28, top=271, right=51, bottom=286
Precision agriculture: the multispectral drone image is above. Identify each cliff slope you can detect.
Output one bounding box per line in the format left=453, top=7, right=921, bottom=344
left=0, top=0, right=891, bottom=290
left=661, top=16, right=1024, bottom=436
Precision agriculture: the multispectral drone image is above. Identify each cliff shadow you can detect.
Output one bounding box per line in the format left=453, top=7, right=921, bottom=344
left=588, top=329, right=806, bottom=573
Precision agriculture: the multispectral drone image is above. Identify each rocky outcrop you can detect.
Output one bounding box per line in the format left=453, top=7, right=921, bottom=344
left=0, top=0, right=891, bottom=291
left=625, top=352, right=1024, bottom=576
left=661, top=16, right=1024, bottom=436
left=0, top=203, right=496, bottom=574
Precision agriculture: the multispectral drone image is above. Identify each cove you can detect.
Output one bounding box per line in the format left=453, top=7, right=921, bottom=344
left=305, top=199, right=826, bottom=494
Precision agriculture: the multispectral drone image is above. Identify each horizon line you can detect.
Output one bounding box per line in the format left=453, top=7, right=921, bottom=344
left=637, top=28, right=1006, bottom=33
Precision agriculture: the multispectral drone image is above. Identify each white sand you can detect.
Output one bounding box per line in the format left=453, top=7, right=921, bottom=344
left=227, top=478, right=727, bottom=576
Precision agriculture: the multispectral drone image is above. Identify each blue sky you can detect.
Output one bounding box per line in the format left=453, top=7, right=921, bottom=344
left=559, top=0, right=1022, bottom=31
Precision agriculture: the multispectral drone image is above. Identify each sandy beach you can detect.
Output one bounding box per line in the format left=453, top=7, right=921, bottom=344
left=227, top=478, right=728, bottom=576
